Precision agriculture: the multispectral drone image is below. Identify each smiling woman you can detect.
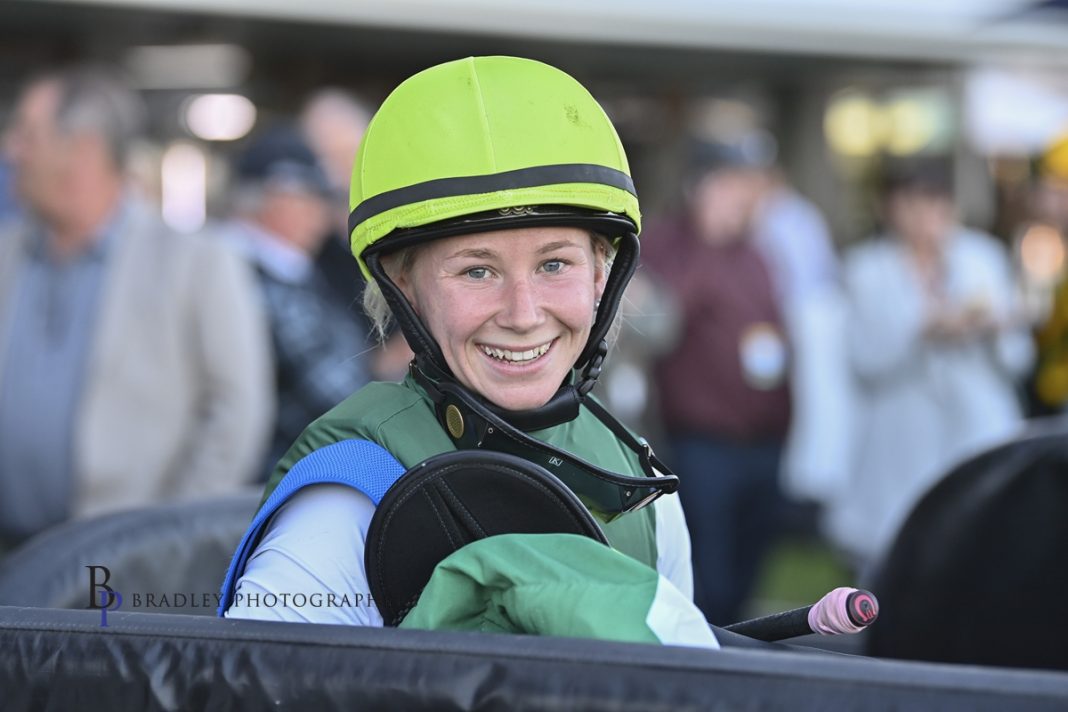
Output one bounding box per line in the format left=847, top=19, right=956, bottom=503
left=220, top=56, right=703, bottom=644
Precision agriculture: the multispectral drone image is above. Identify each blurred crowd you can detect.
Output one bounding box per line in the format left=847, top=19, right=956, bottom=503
left=2, top=63, right=1066, bottom=626
left=0, top=67, right=408, bottom=554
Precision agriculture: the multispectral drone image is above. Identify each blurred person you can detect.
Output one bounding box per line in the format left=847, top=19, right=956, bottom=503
left=298, top=89, right=413, bottom=381
left=750, top=168, right=854, bottom=512
left=825, top=159, right=1033, bottom=570
left=1033, top=134, right=1068, bottom=234
left=298, top=88, right=371, bottom=196
left=1033, top=275, right=1068, bottom=412
left=644, top=142, right=791, bottom=625
left=595, top=269, right=681, bottom=444
left=1022, top=150, right=1068, bottom=414
left=224, top=126, right=371, bottom=476
left=0, top=67, right=273, bottom=548
left=752, top=168, right=839, bottom=308
left=1030, top=175, right=1068, bottom=236
left=297, top=88, right=371, bottom=308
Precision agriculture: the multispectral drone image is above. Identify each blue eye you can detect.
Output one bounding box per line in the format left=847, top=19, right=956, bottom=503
left=465, top=267, right=490, bottom=280
left=543, top=260, right=564, bottom=273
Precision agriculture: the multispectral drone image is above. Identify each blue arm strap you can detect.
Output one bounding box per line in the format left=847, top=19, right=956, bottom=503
left=217, top=439, right=406, bottom=615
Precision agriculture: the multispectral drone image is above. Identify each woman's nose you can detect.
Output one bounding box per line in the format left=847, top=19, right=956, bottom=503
left=497, top=276, right=544, bottom=331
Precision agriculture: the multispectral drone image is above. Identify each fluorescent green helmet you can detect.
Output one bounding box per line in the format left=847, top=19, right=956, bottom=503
left=349, top=55, right=644, bottom=424
left=348, top=55, right=641, bottom=280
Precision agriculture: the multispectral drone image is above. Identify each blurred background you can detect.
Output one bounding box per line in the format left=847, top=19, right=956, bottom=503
left=2, top=0, right=1068, bottom=659
left=2, top=0, right=1067, bottom=245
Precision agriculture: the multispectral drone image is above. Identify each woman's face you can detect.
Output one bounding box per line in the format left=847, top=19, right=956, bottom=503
left=396, top=226, right=607, bottom=411
left=886, top=189, right=954, bottom=253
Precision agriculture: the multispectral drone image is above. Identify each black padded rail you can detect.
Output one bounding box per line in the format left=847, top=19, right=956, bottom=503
left=0, top=493, right=259, bottom=615
left=2, top=607, right=1067, bottom=711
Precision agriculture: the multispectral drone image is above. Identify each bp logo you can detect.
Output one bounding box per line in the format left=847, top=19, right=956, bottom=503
left=86, top=565, right=123, bottom=627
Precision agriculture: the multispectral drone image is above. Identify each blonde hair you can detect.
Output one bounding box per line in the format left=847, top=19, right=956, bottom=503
left=361, top=232, right=617, bottom=344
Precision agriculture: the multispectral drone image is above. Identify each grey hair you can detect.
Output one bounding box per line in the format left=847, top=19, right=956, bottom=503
left=361, top=232, right=620, bottom=345
left=47, top=67, right=146, bottom=168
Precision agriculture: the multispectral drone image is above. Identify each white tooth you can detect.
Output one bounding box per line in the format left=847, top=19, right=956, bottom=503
left=485, top=346, right=554, bottom=362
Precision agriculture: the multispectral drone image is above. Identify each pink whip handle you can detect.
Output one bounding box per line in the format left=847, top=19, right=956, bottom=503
left=807, top=587, right=879, bottom=635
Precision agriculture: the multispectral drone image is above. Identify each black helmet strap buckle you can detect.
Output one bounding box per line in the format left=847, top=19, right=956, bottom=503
left=576, top=339, right=608, bottom=398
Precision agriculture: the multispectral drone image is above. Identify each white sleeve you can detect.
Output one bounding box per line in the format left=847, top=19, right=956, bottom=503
left=844, top=247, right=928, bottom=383
left=224, top=484, right=383, bottom=626
left=654, top=492, right=694, bottom=601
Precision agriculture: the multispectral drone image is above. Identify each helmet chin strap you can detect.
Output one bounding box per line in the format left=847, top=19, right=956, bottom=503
left=410, top=353, right=583, bottom=433
left=363, top=230, right=639, bottom=433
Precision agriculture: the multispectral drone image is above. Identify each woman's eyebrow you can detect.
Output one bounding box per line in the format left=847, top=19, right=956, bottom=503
left=446, top=247, right=497, bottom=260
left=537, top=240, right=581, bottom=254
left=445, top=240, right=580, bottom=261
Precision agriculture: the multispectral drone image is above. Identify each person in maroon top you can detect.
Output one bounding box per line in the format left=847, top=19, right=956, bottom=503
left=644, top=142, right=791, bottom=625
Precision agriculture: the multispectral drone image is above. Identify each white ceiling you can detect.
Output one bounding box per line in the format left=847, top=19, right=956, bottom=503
left=51, top=0, right=1068, bottom=64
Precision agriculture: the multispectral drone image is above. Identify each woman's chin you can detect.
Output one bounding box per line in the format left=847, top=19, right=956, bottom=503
left=466, top=341, right=569, bottom=412
left=477, top=382, right=561, bottom=412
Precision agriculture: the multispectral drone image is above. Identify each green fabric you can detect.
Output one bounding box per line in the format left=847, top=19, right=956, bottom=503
left=399, top=533, right=663, bottom=645
left=263, top=375, right=657, bottom=568
left=348, top=56, right=640, bottom=279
